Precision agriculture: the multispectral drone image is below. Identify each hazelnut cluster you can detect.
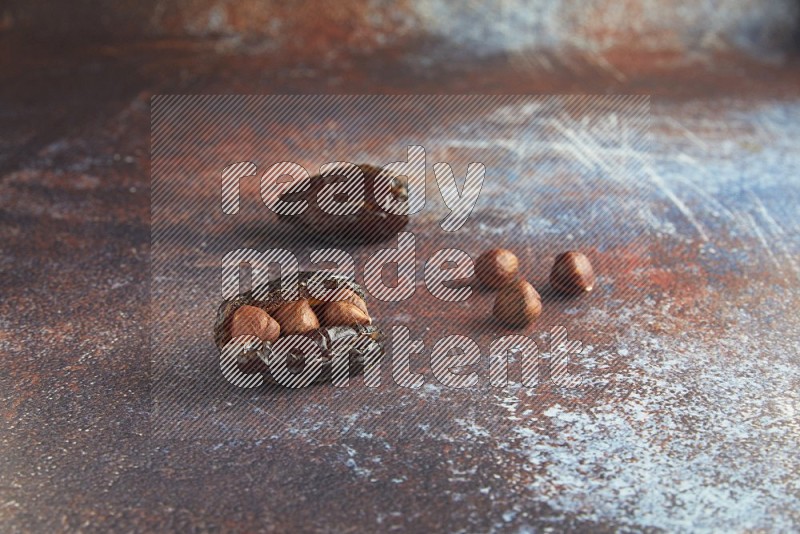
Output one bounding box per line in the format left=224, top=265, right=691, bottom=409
left=477, top=248, right=595, bottom=327
left=214, top=273, right=386, bottom=382
left=228, top=288, right=371, bottom=344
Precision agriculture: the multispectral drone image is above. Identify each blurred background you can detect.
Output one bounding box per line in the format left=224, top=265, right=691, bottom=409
left=1, top=0, right=798, bottom=173
left=4, top=0, right=799, bottom=63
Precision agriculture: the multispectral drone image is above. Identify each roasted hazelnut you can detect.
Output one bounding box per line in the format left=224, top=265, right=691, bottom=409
left=230, top=304, right=280, bottom=343
left=214, top=271, right=386, bottom=384
left=310, top=287, right=368, bottom=315
left=271, top=299, right=320, bottom=335
left=493, top=279, right=542, bottom=327
left=476, top=248, right=519, bottom=289
left=319, top=301, right=372, bottom=327
left=338, top=288, right=369, bottom=315
left=550, top=251, right=595, bottom=295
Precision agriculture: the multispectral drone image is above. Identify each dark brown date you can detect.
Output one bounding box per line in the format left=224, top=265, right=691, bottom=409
left=276, top=164, right=409, bottom=243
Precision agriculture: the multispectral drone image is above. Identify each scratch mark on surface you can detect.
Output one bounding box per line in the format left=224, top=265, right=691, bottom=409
left=749, top=192, right=800, bottom=279
left=743, top=212, right=782, bottom=272
left=665, top=117, right=709, bottom=151
left=552, top=121, right=618, bottom=177
left=646, top=167, right=709, bottom=242
left=670, top=153, right=739, bottom=222
left=586, top=52, right=627, bottom=83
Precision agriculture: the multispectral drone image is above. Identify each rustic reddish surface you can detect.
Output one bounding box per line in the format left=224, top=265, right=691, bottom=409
left=1, top=26, right=799, bottom=531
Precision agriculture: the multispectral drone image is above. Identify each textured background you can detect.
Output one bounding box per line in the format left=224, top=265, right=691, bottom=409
left=1, top=1, right=800, bottom=532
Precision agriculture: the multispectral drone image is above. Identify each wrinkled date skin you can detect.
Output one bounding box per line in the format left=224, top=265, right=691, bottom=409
left=277, top=164, right=409, bottom=243
left=214, top=272, right=385, bottom=384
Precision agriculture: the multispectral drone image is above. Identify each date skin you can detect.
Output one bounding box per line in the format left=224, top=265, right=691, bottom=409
left=276, top=164, right=409, bottom=244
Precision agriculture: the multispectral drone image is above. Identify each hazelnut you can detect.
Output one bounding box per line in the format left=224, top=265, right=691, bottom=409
left=271, top=299, right=320, bottom=335
left=493, top=279, right=542, bottom=327
left=319, top=301, right=372, bottom=327
left=310, top=287, right=368, bottom=315
left=476, top=248, right=519, bottom=289
left=550, top=251, right=595, bottom=295
left=230, top=305, right=280, bottom=343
